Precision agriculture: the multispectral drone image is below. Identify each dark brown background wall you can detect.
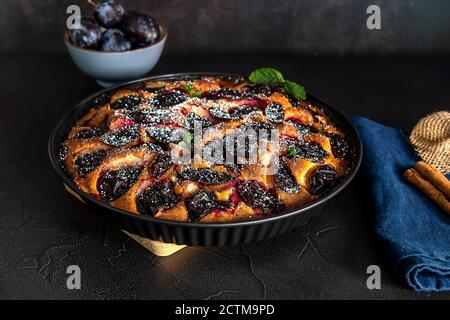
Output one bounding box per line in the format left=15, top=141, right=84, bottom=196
left=1, top=0, right=450, bottom=55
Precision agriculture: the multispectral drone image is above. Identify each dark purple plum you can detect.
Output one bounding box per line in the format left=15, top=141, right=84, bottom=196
left=94, top=0, right=125, bottom=27
left=136, top=181, right=179, bottom=216
left=185, top=190, right=228, bottom=221
left=179, top=167, right=234, bottom=185
left=288, top=121, right=317, bottom=136
left=309, top=165, right=339, bottom=196
left=67, top=16, right=101, bottom=48
left=209, top=106, right=261, bottom=121
left=185, top=113, right=212, bottom=130
left=110, top=94, right=146, bottom=110
left=145, top=126, right=187, bottom=144
left=74, top=129, right=94, bottom=140
left=100, top=29, right=131, bottom=52
left=326, top=133, right=350, bottom=159
left=274, top=165, right=299, bottom=193
left=100, top=125, right=140, bottom=147
left=236, top=180, right=281, bottom=214
left=140, top=142, right=163, bottom=153
left=150, top=90, right=187, bottom=109
left=97, top=166, right=142, bottom=202
left=127, top=108, right=172, bottom=124
left=204, top=88, right=245, bottom=100
left=288, top=141, right=328, bottom=162
left=122, top=12, right=160, bottom=47
left=240, top=120, right=274, bottom=131
left=244, top=83, right=281, bottom=96
left=220, top=75, right=245, bottom=85
left=265, top=103, right=284, bottom=124
left=151, top=152, right=173, bottom=179
left=74, top=127, right=106, bottom=140
left=74, top=150, right=108, bottom=175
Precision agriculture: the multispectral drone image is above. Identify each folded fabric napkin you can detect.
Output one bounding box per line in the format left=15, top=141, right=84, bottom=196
left=352, top=116, right=450, bottom=292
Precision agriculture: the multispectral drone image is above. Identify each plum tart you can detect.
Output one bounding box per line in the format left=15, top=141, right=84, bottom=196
left=60, top=75, right=354, bottom=222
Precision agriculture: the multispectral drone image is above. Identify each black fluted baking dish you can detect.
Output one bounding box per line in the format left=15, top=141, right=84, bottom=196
left=48, top=73, right=362, bottom=246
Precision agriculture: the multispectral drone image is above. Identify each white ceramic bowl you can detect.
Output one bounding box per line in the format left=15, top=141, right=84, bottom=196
left=65, top=26, right=167, bottom=87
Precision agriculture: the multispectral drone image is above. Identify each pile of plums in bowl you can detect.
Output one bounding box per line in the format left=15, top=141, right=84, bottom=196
left=65, top=0, right=167, bottom=87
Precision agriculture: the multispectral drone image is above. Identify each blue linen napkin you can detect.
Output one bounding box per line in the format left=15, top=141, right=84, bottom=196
left=352, top=116, right=450, bottom=291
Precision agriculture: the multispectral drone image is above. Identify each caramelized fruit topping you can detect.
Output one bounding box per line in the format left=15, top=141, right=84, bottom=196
left=185, top=113, right=212, bottom=130
left=100, top=125, right=140, bottom=146
left=151, top=152, right=173, bottom=179
left=97, top=166, right=142, bottom=201
left=288, top=141, right=328, bottom=162
left=185, top=190, right=229, bottom=221
left=209, top=106, right=261, bottom=120
left=111, top=94, right=146, bottom=110
left=150, top=90, right=187, bottom=109
left=244, top=83, right=281, bottom=96
left=205, top=88, right=245, bottom=100
left=179, top=167, right=234, bottom=185
left=74, top=150, right=108, bottom=176
left=136, top=181, right=179, bottom=216
left=236, top=180, right=280, bottom=214
left=288, top=121, right=317, bottom=136
left=265, top=103, right=284, bottom=124
left=310, top=165, right=339, bottom=196
left=145, top=126, right=187, bottom=144
left=127, top=108, right=173, bottom=124
left=327, top=133, right=350, bottom=159
left=74, top=127, right=106, bottom=140
left=274, top=165, right=299, bottom=193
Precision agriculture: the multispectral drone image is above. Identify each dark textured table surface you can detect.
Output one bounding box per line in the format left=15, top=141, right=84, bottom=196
left=1, top=54, right=449, bottom=299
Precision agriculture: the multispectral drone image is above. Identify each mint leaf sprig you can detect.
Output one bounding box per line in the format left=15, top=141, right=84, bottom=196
left=177, top=132, right=194, bottom=151
left=183, top=84, right=202, bottom=98
left=248, top=68, right=306, bottom=100
left=288, top=145, right=297, bottom=158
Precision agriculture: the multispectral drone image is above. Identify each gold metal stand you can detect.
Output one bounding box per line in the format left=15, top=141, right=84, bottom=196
left=64, top=183, right=187, bottom=256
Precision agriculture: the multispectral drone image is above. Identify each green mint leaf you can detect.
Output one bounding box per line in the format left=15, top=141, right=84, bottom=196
left=192, top=91, right=202, bottom=97
left=177, top=132, right=194, bottom=149
left=185, top=132, right=194, bottom=143
left=249, top=68, right=284, bottom=84
left=184, top=85, right=193, bottom=91
left=284, top=80, right=306, bottom=100
left=248, top=67, right=307, bottom=100
left=288, top=146, right=297, bottom=158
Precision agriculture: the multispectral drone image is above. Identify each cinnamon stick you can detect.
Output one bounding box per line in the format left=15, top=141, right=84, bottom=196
left=414, top=161, right=450, bottom=199
left=403, top=168, right=450, bottom=215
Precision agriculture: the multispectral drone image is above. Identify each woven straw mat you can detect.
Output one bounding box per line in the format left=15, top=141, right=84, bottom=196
left=409, top=111, right=450, bottom=174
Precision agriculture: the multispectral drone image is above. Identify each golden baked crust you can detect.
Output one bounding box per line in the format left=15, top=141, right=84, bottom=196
left=60, top=75, right=354, bottom=222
